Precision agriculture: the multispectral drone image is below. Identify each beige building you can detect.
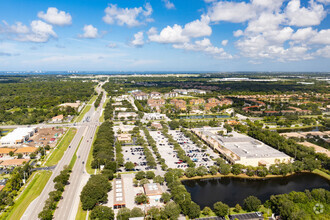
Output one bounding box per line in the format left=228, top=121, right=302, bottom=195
left=117, top=133, right=132, bottom=142
left=193, top=128, right=291, bottom=167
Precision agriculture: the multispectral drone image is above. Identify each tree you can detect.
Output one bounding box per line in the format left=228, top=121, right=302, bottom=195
left=219, top=163, right=231, bottom=175
left=202, top=206, right=212, bottom=216
left=209, top=166, right=218, bottom=175
left=135, top=171, right=146, bottom=180
left=188, top=202, right=201, bottom=219
left=38, top=208, right=53, bottom=220
left=9, top=151, right=14, bottom=157
left=17, top=153, right=23, bottom=159
left=196, top=166, right=208, bottom=176
left=139, top=178, right=149, bottom=186
left=90, top=206, right=114, bottom=220
left=146, top=207, right=162, bottom=220
left=130, top=207, right=144, bottom=218
left=117, top=207, right=131, bottom=220
left=231, top=164, right=243, bottom=175
left=234, top=204, right=242, bottom=213
left=153, top=175, right=165, bottom=185
left=243, top=196, right=261, bottom=212
left=146, top=171, right=155, bottom=179
left=185, top=167, right=197, bottom=178
left=164, top=201, right=181, bottom=220
left=161, top=192, right=171, bottom=203
left=135, top=194, right=149, bottom=204
left=213, top=201, right=229, bottom=217
left=124, top=162, right=135, bottom=170
left=29, top=152, right=37, bottom=159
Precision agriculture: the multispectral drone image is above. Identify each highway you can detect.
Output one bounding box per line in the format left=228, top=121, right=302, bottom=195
left=21, top=84, right=106, bottom=220
left=54, top=91, right=106, bottom=220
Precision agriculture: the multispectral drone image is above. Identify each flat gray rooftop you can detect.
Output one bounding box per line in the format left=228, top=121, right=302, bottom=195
left=195, top=128, right=289, bottom=159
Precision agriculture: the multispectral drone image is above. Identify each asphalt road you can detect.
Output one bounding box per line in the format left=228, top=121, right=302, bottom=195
left=21, top=85, right=106, bottom=220
left=54, top=93, right=105, bottom=220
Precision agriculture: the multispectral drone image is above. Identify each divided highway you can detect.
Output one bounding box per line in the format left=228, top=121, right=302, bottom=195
left=21, top=85, right=106, bottom=220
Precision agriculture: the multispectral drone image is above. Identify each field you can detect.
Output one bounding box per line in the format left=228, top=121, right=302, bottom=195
left=45, top=128, right=77, bottom=166
left=1, top=170, right=52, bottom=220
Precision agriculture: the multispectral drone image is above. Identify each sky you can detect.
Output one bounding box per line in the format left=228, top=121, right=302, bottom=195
left=0, top=0, right=329, bottom=72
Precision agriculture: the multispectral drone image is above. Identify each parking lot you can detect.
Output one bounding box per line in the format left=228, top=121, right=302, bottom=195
left=168, top=130, right=218, bottom=168
left=122, top=146, right=152, bottom=171
left=149, top=131, right=188, bottom=169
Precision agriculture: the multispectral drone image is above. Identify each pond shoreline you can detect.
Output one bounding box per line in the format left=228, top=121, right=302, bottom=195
left=180, top=170, right=330, bottom=181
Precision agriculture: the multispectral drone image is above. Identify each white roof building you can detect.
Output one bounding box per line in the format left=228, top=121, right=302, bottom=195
left=0, top=127, right=37, bottom=146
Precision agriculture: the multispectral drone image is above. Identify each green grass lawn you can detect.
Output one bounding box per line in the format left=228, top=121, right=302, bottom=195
left=75, top=202, right=88, bottom=220
left=313, top=169, right=330, bottom=181
left=45, top=128, right=77, bottom=167
left=76, top=105, right=92, bottom=122
left=86, top=126, right=99, bottom=174
left=87, top=95, right=98, bottom=105
left=1, top=170, right=52, bottom=220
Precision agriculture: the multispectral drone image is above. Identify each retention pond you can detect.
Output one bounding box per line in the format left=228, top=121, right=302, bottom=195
left=182, top=173, right=330, bottom=208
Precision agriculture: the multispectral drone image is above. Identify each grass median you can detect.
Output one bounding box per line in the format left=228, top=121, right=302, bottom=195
left=75, top=202, right=87, bottom=220
left=45, top=128, right=77, bottom=167
left=86, top=126, right=99, bottom=174
left=87, top=95, right=98, bottom=105
left=2, top=170, right=52, bottom=220
left=77, top=105, right=92, bottom=122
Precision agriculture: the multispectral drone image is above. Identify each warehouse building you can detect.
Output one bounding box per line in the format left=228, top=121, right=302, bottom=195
left=193, top=128, right=291, bottom=167
left=0, top=127, right=37, bottom=146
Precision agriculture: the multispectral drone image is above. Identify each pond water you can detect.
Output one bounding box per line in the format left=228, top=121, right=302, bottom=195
left=178, top=115, right=230, bottom=119
left=182, top=173, right=330, bottom=208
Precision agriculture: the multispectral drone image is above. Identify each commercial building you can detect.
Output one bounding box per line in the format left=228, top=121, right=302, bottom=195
left=0, top=159, right=29, bottom=168
left=15, top=147, right=37, bottom=156
left=117, top=133, right=132, bottom=142
left=0, top=148, right=16, bottom=157
left=143, top=183, right=163, bottom=202
left=193, top=128, right=291, bottom=167
left=0, top=127, right=37, bottom=146
left=113, top=178, right=126, bottom=209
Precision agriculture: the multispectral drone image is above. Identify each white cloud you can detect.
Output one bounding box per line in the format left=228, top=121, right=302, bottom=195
left=291, top=27, right=317, bottom=41
left=233, top=30, right=244, bottom=37
left=313, top=45, right=330, bottom=58
left=131, top=31, right=144, bottom=47
left=208, top=1, right=256, bottom=23
left=221, top=40, right=228, bottom=46
left=38, top=7, right=72, bottom=26
left=310, top=29, right=330, bottom=44
left=182, top=15, right=212, bottom=38
left=148, top=24, right=189, bottom=44
left=148, top=15, right=212, bottom=44
left=162, top=0, right=175, bottom=10
left=285, top=0, right=326, bottom=26
left=78, top=25, right=98, bottom=39
left=0, top=20, right=56, bottom=43
left=245, top=12, right=284, bottom=33
left=106, top=43, right=118, bottom=48
left=103, top=4, right=153, bottom=27
left=173, top=38, right=232, bottom=59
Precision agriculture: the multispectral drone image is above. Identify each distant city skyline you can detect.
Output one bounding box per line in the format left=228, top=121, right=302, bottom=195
left=0, top=0, right=329, bottom=72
